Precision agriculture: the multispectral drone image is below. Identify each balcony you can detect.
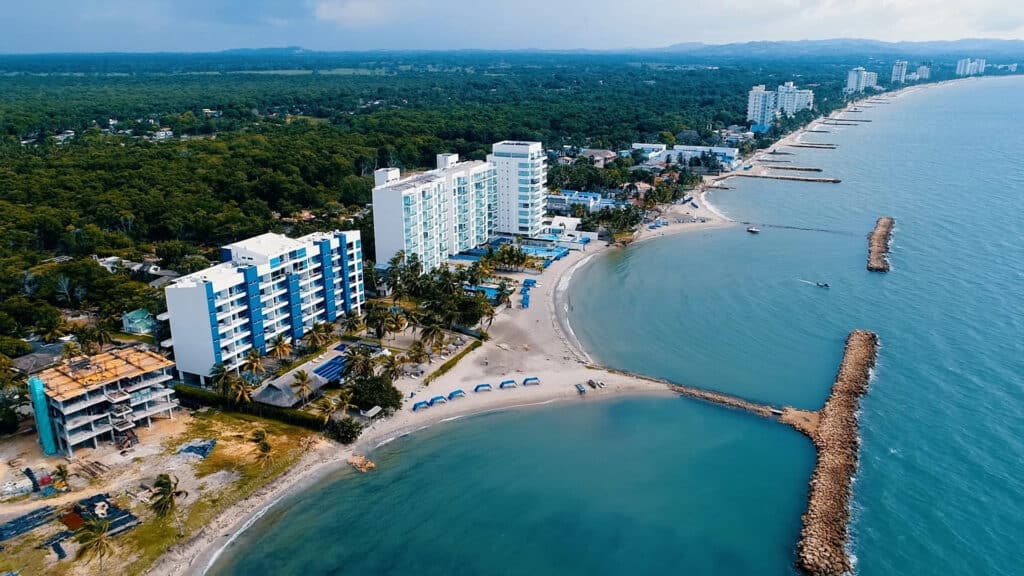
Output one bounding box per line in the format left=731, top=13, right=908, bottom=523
left=124, top=373, right=173, bottom=394
left=104, top=390, right=130, bottom=404
left=67, top=423, right=112, bottom=446
left=111, top=418, right=136, bottom=432
left=64, top=411, right=110, bottom=430
left=132, top=401, right=177, bottom=421
left=58, top=394, right=107, bottom=415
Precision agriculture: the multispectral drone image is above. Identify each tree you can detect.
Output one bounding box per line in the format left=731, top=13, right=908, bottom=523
left=255, top=440, right=273, bottom=470
left=406, top=339, right=428, bottom=364
left=324, top=417, right=364, bottom=444
left=74, top=517, right=115, bottom=569
left=208, top=362, right=230, bottom=395
left=292, top=369, right=313, bottom=406
left=379, top=353, right=405, bottom=382
left=351, top=375, right=402, bottom=411
left=242, top=348, right=266, bottom=378
left=313, top=395, right=338, bottom=424
left=363, top=302, right=390, bottom=339
left=343, top=345, right=377, bottom=381
left=229, top=376, right=253, bottom=404
left=384, top=310, right=407, bottom=341
left=418, top=322, right=446, bottom=355
left=341, top=310, right=362, bottom=335
left=150, top=473, right=188, bottom=536
left=303, top=324, right=328, bottom=350
left=268, top=335, right=292, bottom=361
left=61, top=341, right=82, bottom=361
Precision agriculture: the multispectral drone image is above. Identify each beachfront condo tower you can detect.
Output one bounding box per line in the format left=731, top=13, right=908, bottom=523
left=747, top=84, right=777, bottom=127
left=162, top=231, right=364, bottom=384
left=891, top=60, right=909, bottom=84
left=956, top=58, right=987, bottom=76
left=845, top=67, right=878, bottom=93
left=372, top=154, right=497, bottom=269
left=775, top=82, right=815, bottom=116
left=917, top=65, right=931, bottom=80
left=488, top=141, right=547, bottom=237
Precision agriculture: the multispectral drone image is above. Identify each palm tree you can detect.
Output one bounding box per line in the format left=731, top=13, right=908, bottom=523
left=39, top=320, right=68, bottom=344
left=61, top=341, right=82, bottom=361
left=229, top=376, right=253, bottom=404
left=341, top=310, right=362, bottom=335
left=92, top=324, right=113, bottom=350
left=418, top=323, right=446, bottom=356
left=343, top=346, right=377, bottom=381
left=379, top=353, right=405, bottom=382
left=364, top=303, right=389, bottom=339
left=292, top=370, right=313, bottom=406
left=268, top=335, right=292, bottom=361
left=208, top=362, right=230, bottom=395
left=150, top=473, right=189, bottom=536
left=406, top=340, right=429, bottom=365
left=303, top=325, right=328, bottom=350
left=384, top=311, right=407, bottom=341
left=242, top=348, right=266, bottom=377
left=74, top=517, right=115, bottom=569
left=482, top=302, right=497, bottom=332
left=313, top=395, right=338, bottom=424
left=53, top=464, right=69, bottom=490
left=255, top=440, right=273, bottom=470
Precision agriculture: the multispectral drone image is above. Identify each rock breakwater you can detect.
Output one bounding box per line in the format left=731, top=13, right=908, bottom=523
left=796, top=330, right=878, bottom=576
left=867, top=217, right=894, bottom=272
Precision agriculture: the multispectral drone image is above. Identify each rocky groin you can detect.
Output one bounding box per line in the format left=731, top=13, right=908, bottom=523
left=796, top=330, right=878, bottom=576
left=867, top=217, right=894, bottom=272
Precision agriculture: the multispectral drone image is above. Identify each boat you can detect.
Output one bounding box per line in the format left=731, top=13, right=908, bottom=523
left=816, top=282, right=831, bottom=288
left=746, top=227, right=761, bottom=234
left=575, top=383, right=587, bottom=395
left=587, top=379, right=598, bottom=389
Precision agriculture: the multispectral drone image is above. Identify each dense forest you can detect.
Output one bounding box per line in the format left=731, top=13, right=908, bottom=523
left=0, top=51, right=889, bottom=350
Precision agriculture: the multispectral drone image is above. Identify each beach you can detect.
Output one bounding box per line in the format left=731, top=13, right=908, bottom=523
left=148, top=200, right=729, bottom=576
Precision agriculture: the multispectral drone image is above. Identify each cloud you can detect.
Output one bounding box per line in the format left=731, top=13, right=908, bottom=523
left=313, top=0, right=396, bottom=27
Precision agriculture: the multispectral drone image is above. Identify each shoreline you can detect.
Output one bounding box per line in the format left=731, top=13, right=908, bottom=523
left=146, top=77, right=986, bottom=576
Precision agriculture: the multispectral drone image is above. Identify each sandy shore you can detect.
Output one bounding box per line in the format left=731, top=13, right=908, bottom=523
left=148, top=200, right=731, bottom=576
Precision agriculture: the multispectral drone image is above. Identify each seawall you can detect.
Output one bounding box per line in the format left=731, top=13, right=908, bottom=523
left=796, top=330, right=879, bottom=576
left=867, top=217, right=895, bottom=272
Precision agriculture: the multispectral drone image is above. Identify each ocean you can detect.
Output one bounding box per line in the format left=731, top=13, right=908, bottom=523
left=209, top=76, right=1024, bottom=575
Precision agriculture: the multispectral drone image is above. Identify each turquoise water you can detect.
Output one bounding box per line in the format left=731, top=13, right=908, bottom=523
left=210, top=77, right=1023, bottom=575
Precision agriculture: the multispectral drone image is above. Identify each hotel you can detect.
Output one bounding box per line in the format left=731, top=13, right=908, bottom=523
left=746, top=85, right=777, bottom=127
left=891, top=61, right=908, bottom=84
left=956, top=58, right=987, bottom=76
left=775, top=82, right=814, bottom=116
left=372, top=153, right=496, bottom=269
left=845, top=67, right=878, bottom=93
left=29, top=347, right=177, bottom=457
left=162, top=231, right=365, bottom=383
left=488, top=141, right=547, bottom=237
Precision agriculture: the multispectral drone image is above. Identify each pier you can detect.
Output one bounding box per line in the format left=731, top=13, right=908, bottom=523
left=795, top=330, right=879, bottom=576
left=759, top=159, right=792, bottom=163
left=787, top=143, right=837, bottom=150
left=867, top=217, right=894, bottom=272
left=806, top=130, right=831, bottom=133
left=832, top=118, right=872, bottom=123
left=821, top=122, right=858, bottom=126
left=733, top=173, right=841, bottom=184
left=768, top=166, right=823, bottom=172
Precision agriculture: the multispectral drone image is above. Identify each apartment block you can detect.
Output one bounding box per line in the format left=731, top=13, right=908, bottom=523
left=488, top=141, right=547, bottom=236
left=163, top=231, right=364, bottom=382
left=845, top=67, right=878, bottom=93
left=372, top=154, right=496, bottom=269
left=746, top=84, right=777, bottom=126
left=29, top=347, right=177, bottom=457
left=775, top=82, right=814, bottom=116
left=891, top=61, right=908, bottom=84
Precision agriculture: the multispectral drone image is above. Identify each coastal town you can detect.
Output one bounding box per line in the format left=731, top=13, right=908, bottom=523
left=1, top=43, right=1021, bottom=576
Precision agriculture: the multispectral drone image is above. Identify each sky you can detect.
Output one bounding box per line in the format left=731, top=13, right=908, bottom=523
left=2, top=0, right=1023, bottom=53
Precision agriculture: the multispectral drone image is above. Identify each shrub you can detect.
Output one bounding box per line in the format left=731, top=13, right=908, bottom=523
left=324, top=417, right=364, bottom=444
left=425, top=340, right=482, bottom=384
left=173, top=384, right=326, bottom=431
left=350, top=375, right=402, bottom=411
left=0, top=336, right=32, bottom=358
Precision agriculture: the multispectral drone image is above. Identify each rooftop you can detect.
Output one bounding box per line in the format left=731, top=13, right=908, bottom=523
left=38, top=347, right=174, bottom=402
left=224, top=232, right=305, bottom=258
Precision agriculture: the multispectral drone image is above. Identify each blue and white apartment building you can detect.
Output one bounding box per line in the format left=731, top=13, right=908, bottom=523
left=163, top=231, right=364, bottom=384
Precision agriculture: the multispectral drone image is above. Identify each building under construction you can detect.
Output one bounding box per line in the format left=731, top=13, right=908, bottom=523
left=29, top=346, right=178, bottom=457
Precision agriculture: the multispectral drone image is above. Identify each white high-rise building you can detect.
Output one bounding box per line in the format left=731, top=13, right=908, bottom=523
left=865, top=71, right=878, bottom=88
left=917, top=65, right=931, bottom=80
left=891, top=61, right=908, bottom=84
left=163, top=231, right=365, bottom=383
left=957, top=58, right=987, bottom=76
left=746, top=84, right=777, bottom=126
left=488, top=141, right=547, bottom=236
left=775, top=82, right=814, bottom=116
left=371, top=154, right=496, bottom=270
left=846, top=67, right=877, bottom=92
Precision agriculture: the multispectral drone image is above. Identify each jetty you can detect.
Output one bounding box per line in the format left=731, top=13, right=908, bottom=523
left=667, top=384, right=775, bottom=418
left=759, top=158, right=791, bottom=163
left=795, top=330, right=879, bottom=576
left=733, top=173, right=841, bottom=184
left=832, top=118, right=872, bottom=123
left=787, top=143, right=837, bottom=150
left=768, top=166, right=824, bottom=172
left=821, top=122, right=858, bottom=126
left=806, top=129, right=831, bottom=133
left=767, top=150, right=795, bottom=155
left=867, top=217, right=894, bottom=272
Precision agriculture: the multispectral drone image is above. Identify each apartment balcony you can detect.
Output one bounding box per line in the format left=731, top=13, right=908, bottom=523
left=132, top=401, right=177, bottom=422
left=111, top=418, right=136, bottom=432
left=67, top=423, right=112, bottom=447
left=109, top=403, right=133, bottom=418
left=123, top=373, right=173, bottom=394
left=58, top=394, right=107, bottom=415
left=131, top=387, right=173, bottom=407
left=64, top=411, right=110, bottom=430
left=104, top=390, right=130, bottom=404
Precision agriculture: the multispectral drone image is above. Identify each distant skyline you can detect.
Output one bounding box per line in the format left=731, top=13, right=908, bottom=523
left=2, top=0, right=1023, bottom=54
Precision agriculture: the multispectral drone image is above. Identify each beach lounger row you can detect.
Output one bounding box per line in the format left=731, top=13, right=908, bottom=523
left=412, top=378, right=543, bottom=413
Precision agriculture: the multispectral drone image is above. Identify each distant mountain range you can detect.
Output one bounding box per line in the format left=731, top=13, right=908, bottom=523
left=659, top=38, right=1024, bottom=58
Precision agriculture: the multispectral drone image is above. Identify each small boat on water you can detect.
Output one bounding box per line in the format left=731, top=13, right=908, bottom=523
left=746, top=227, right=761, bottom=234
left=816, top=282, right=831, bottom=288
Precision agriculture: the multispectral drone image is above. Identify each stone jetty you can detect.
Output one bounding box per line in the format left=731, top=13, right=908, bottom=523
left=769, top=166, right=824, bottom=172
left=795, top=330, right=878, bottom=576
left=667, top=384, right=775, bottom=418
left=867, top=217, right=894, bottom=272
left=734, top=173, right=841, bottom=184
left=788, top=143, right=838, bottom=150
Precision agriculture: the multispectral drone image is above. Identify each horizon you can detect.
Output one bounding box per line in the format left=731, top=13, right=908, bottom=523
left=3, top=37, right=1024, bottom=58
left=3, top=0, right=1024, bottom=54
